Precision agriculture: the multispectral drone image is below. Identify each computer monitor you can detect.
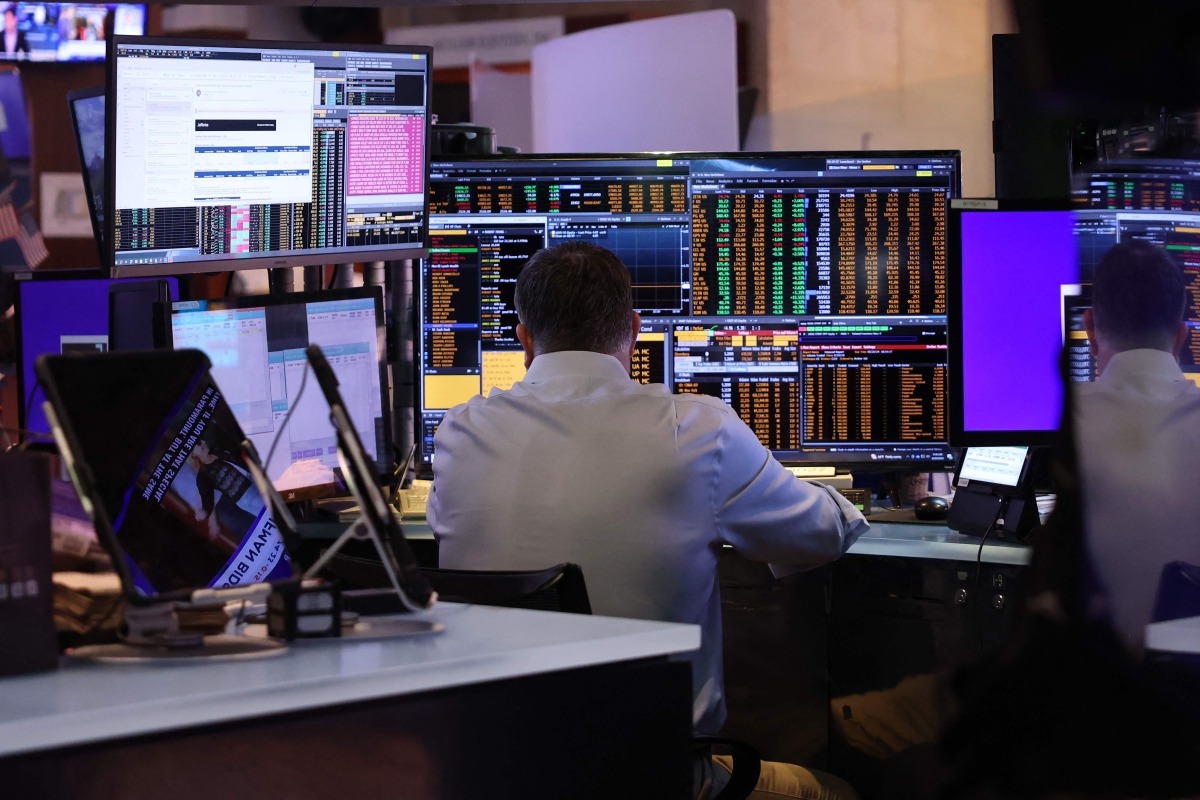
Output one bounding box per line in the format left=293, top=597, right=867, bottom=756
left=947, top=200, right=1200, bottom=447
left=37, top=348, right=294, bottom=603
left=14, top=269, right=179, bottom=439
left=166, top=286, right=390, bottom=499
left=416, top=151, right=962, bottom=473
left=105, top=36, right=432, bottom=278
left=67, top=86, right=105, bottom=259
left=3, top=4, right=145, bottom=62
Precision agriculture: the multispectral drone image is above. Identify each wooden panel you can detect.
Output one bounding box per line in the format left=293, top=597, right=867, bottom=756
left=16, top=62, right=105, bottom=271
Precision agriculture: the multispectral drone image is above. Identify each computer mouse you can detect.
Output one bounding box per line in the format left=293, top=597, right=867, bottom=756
left=913, top=495, right=950, bottom=521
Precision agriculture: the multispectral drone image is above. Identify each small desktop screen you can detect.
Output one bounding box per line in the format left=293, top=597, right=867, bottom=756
left=949, top=203, right=1200, bottom=447
left=3, top=3, right=145, bottom=62
left=167, top=287, right=389, bottom=495
left=957, top=446, right=1029, bottom=488
left=107, top=36, right=432, bottom=278
left=416, top=151, right=962, bottom=472
left=15, top=270, right=178, bottom=438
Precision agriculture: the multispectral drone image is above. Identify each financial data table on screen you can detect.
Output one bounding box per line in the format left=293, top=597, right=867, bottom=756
left=416, top=153, right=960, bottom=470
left=108, top=38, right=430, bottom=277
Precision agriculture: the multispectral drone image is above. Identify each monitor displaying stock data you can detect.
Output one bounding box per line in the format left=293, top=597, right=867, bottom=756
left=106, top=36, right=432, bottom=278
left=416, top=151, right=961, bottom=472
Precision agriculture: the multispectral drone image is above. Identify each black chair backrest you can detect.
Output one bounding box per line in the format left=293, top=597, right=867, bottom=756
left=422, top=563, right=592, bottom=614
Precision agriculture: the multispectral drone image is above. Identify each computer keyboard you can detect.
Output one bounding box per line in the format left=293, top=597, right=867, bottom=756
left=395, top=479, right=432, bottom=520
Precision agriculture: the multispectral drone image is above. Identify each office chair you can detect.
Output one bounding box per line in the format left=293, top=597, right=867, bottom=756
left=323, top=551, right=760, bottom=799
left=421, top=563, right=592, bottom=614
left=424, top=563, right=761, bottom=800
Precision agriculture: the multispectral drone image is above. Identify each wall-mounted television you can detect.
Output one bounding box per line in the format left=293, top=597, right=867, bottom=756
left=2, top=3, right=146, bottom=62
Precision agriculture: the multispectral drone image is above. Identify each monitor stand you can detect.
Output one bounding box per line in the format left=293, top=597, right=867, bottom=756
left=241, top=438, right=436, bottom=624
left=269, top=266, right=296, bottom=296
left=68, top=602, right=287, bottom=663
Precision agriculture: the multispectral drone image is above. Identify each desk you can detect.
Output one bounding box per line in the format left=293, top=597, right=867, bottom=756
left=1147, top=615, right=1200, bottom=654
left=851, top=519, right=1031, bottom=565
left=0, top=603, right=699, bottom=799
left=827, top=521, right=1030, bottom=798
left=388, top=518, right=1032, bottom=565
left=353, top=518, right=1032, bottom=799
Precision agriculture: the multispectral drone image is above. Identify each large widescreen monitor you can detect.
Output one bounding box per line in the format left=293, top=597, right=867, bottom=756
left=166, top=287, right=390, bottom=500
left=947, top=200, right=1200, bottom=448
left=105, top=36, right=432, bottom=278
left=416, top=151, right=962, bottom=473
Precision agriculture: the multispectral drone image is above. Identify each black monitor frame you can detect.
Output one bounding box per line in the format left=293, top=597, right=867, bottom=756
left=416, top=150, right=962, bottom=475
left=104, top=35, right=433, bottom=278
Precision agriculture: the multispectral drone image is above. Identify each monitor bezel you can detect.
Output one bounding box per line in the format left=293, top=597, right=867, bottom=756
left=165, top=285, right=394, bottom=498
left=416, top=149, right=963, bottom=474
left=104, top=34, right=433, bottom=278
left=946, top=198, right=1076, bottom=449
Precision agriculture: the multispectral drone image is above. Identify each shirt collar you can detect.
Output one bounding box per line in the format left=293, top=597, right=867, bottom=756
left=1099, top=349, right=1187, bottom=386
left=523, top=350, right=631, bottom=382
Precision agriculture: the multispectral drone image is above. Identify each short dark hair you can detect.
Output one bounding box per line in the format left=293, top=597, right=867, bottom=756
left=514, top=242, right=634, bottom=355
left=1092, top=240, right=1188, bottom=350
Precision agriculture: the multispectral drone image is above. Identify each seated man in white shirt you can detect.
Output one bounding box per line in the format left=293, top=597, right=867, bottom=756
left=428, top=241, right=869, bottom=799
left=1076, top=239, right=1200, bottom=652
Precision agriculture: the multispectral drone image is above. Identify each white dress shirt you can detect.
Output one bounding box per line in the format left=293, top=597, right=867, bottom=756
left=428, top=350, right=869, bottom=733
left=1074, top=348, right=1200, bottom=652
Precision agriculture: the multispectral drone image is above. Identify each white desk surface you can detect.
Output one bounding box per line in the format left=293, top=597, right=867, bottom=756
left=0, top=603, right=699, bottom=759
left=1146, top=615, right=1200, bottom=655
left=851, top=520, right=1032, bottom=565
left=387, top=519, right=1032, bottom=566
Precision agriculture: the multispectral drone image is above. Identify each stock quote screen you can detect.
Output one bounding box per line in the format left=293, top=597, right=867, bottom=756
left=417, top=153, right=960, bottom=471
left=1072, top=158, right=1200, bottom=380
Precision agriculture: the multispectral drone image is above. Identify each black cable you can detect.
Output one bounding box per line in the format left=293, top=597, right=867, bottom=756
left=23, top=376, right=40, bottom=437
left=973, top=517, right=997, bottom=659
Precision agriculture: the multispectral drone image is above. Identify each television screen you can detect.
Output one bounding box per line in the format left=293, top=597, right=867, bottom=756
left=2, top=3, right=145, bottom=62
left=417, top=151, right=961, bottom=473
left=106, top=36, right=432, bottom=278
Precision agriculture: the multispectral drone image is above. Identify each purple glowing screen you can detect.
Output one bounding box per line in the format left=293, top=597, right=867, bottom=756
left=959, top=210, right=1080, bottom=434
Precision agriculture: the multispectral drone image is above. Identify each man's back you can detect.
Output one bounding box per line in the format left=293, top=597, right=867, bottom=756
left=1074, top=348, right=1200, bottom=650
left=430, top=350, right=863, bottom=732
